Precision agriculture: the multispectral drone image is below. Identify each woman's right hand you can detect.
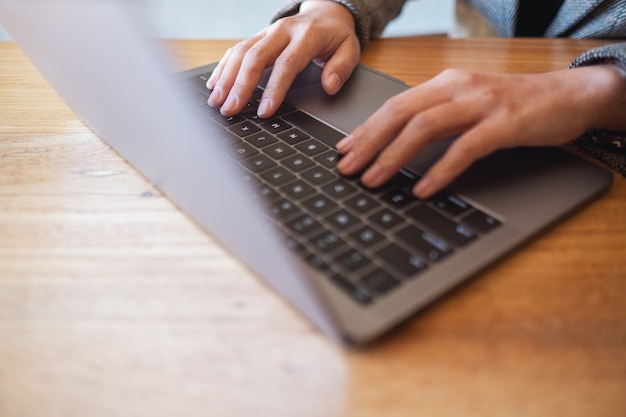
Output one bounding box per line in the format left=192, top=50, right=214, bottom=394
left=206, top=0, right=360, bottom=118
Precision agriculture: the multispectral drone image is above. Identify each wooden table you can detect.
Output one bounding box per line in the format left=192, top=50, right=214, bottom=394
left=1, top=37, right=625, bottom=417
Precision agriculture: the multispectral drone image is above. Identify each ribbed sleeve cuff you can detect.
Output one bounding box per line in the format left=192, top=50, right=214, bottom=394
left=569, top=42, right=626, bottom=70
left=569, top=42, right=626, bottom=176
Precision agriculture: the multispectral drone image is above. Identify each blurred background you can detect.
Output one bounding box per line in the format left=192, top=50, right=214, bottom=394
left=0, top=0, right=455, bottom=41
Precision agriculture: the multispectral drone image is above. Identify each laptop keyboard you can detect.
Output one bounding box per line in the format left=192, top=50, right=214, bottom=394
left=184, top=72, right=502, bottom=305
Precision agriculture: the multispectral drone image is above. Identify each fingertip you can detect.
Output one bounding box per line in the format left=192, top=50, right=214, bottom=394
left=208, top=85, right=224, bottom=107
left=206, top=73, right=216, bottom=90
left=336, top=134, right=354, bottom=153
left=361, top=163, right=385, bottom=188
left=257, top=97, right=275, bottom=118
left=336, top=151, right=354, bottom=173
left=220, top=94, right=240, bottom=116
left=323, top=72, right=343, bottom=95
left=413, top=177, right=437, bottom=199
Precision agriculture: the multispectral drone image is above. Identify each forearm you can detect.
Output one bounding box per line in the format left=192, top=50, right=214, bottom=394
left=272, top=0, right=406, bottom=50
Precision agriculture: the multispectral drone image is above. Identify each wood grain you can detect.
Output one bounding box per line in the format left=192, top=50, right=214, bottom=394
left=1, top=38, right=625, bottom=417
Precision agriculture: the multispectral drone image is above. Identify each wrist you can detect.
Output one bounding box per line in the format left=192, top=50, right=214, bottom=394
left=576, top=64, right=626, bottom=132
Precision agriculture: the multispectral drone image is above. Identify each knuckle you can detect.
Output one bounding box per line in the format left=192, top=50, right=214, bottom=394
left=275, top=52, right=300, bottom=69
left=270, top=16, right=293, bottom=32
left=382, top=94, right=406, bottom=115
left=407, top=112, right=433, bottom=132
left=246, top=42, right=270, bottom=62
left=439, top=68, right=476, bottom=85
left=454, top=135, right=490, bottom=159
left=376, top=151, right=401, bottom=172
left=230, top=42, right=251, bottom=58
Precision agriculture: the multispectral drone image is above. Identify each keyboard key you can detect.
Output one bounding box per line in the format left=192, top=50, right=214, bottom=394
left=229, top=121, right=262, bottom=137
left=277, top=128, right=309, bottom=145
left=381, top=188, right=417, bottom=209
left=260, top=118, right=292, bottom=134
left=396, top=225, right=453, bottom=262
left=376, top=243, right=427, bottom=278
left=282, top=154, right=315, bottom=173
left=331, top=275, right=373, bottom=305
left=311, top=230, right=346, bottom=253
left=302, top=195, right=338, bottom=215
left=345, top=193, right=378, bottom=214
left=462, top=210, right=502, bottom=233
left=263, top=142, right=296, bottom=160
left=322, top=179, right=358, bottom=199
left=314, top=150, right=341, bottom=168
left=306, top=252, right=330, bottom=271
left=269, top=198, right=301, bottom=219
left=261, top=166, right=296, bottom=186
left=242, top=109, right=263, bottom=124
left=325, top=209, right=360, bottom=231
left=406, top=204, right=477, bottom=246
left=295, top=138, right=328, bottom=157
left=369, top=208, right=405, bottom=230
left=241, top=154, right=276, bottom=173
left=301, top=166, right=336, bottom=186
left=431, top=193, right=472, bottom=216
left=213, top=113, right=245, bottom=127
left=358, top=268, right=401, bottom=295
left=350, top=226, right=385, bottom=248
left=286, top=214, right=320, bottom=236
left=244, top=132, right=278, bottom=148
left=283, top=111, right=345, bottom=147
left=281, top=180, right=316, bottom=200
left=336, top=248, right=369, bottom=272
left=255, top=183, right=280, bottom=202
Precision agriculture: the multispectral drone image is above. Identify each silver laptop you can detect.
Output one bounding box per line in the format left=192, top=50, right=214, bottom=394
left=0, top=0, right=613, bottom=346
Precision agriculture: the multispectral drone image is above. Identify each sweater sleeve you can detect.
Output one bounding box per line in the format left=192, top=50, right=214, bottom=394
left=569, top=42, right=626, bottom=176
left=271, top=0, right=406, bottom=51
left=569, top=42, right=626, bottom=70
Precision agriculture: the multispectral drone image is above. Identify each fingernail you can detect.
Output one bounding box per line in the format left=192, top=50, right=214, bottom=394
left=336, top=135, right=354, bottom=153
left=362, top=164, right=383, bottom=187
left=221, top=94, right=239, bottom=113
left=413, top=177, right=433, bottom=198
left=327, top=73, right=341, bottom=94
left=208, top=85, right=223, bottom=106
left=206, top=73, right=216, bottom=89
left=257, top=97, right=273, bottom=118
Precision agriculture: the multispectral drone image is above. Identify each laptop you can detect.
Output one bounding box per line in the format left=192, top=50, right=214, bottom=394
left=0, top=0, right=613, bottom=346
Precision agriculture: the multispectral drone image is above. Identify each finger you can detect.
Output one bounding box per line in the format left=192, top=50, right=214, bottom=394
left=220, top=33, right=293, bottom=116
left=337, top=94, right=422, bottom=174
left=413, top=121, right=502, bottom=198
left=206, top=47, right=233, bottom=91
left=337, top=85, right=453, bottom=176
left=256, top=38, right=328, bottom=118
left=209, top=33, right=280, bottom=112
left=207, top=37, right=265, bottom=107
left=206, top=47, right=235, bottom=106
left=360, top=101, right=484, bottom=189
left=320, top=38, right=360, bottom=95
